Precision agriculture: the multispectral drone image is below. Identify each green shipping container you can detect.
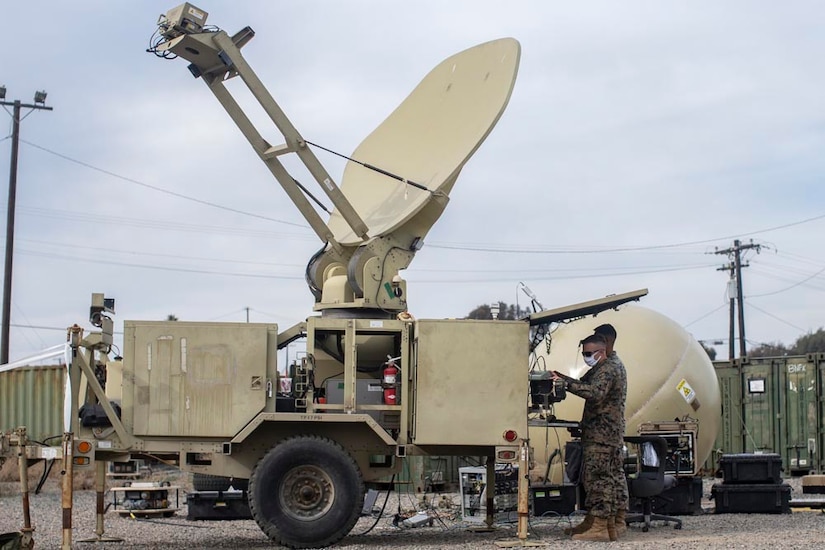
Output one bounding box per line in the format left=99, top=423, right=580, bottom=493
left=0, top=365, right=65, bottom=443
left=710, top=353, right=825, bottom=475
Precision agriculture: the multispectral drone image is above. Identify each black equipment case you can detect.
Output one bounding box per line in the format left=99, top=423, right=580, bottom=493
left=186, top=490, right=252, bottom=521
left=719, top=453, right=782, bottom=484
left=711, top=483, right=791, bottom=514
left=530, top=484, right=577, bottom=517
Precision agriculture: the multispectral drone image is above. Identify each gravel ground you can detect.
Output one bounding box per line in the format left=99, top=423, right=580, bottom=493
left=2, top=478, right=825, bottom=549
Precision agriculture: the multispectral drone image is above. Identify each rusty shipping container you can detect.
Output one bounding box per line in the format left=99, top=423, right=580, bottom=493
left=0, top=365, right=65, bottom=443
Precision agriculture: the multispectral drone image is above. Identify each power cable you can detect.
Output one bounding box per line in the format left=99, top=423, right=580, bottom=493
left=748, top=264, right=825, bottom=298
left=206, top=308, right=248, bottom=322
left=428, top=213, right=825, bottom=254
left=411, top=261, right=716, bottom=274
left=8, top=205, right=313, bottom=239
left=683, top=303, right=728, bottom=328
left=248, top=308, right=292, bottom=321
left=10, top=234, right=712, bottom=276
left=12, top=303, right=47, bottom=349
left=17, top=141, right=825, bottom=259
left=13, top=242, right=716, bottom=283
left=20, top=139, right=307, bottom=228
left=745, top=302, right=807, bottom=333
left=18, top=249, right=303, bottom=280
left=748, top=269, right=825, bottom=294
left=9, top=323, right=122, bottom=334
left=15, top=237, right=304, bottom=269
left=412, top=263, right=715, bottom=284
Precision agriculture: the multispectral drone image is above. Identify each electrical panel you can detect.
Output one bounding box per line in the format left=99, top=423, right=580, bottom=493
left=638, top=420, right=698, bottom=476
left=459, top=465, right=519, bottom=523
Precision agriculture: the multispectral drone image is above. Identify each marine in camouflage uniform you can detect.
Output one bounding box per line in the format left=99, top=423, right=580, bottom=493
left=565, top=335, right=627, bottom=521
left=603, top=350, right=630, bottom=514
left=593, top=322, right=630, bottom=522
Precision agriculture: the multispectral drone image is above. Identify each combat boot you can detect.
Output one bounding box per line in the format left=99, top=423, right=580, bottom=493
left=563, top=513, right=593, bottom=536
left=572, top=516, right=610, bottom=542
left=607, top=516, right=617, bottom=541
left=615, top=509, right=627, bottom=537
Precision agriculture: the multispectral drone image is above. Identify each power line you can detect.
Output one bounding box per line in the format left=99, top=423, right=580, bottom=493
left=428, top=212, right=825, bottom=254
left=683, top=303, right=728, bottom=328
left=19, top=139, right=308, bottom=229
left=8, top=205, right=313, bottom=239
left=745, top=302, right=807, bottom=333
left=749, top=269, right=825, bottom=294
left=13, top=235, right=715, bottom=273
left=412, top=263, right=713, bottom=284
left=748, top=264, right=825, bottom=298
left=9, top=323, right=124, bottom=335
left=13, top=303, right=47, bottom=349
left=12, top=138, right=825, bottom=257
left=18, top=249, right=304, bottom=280
left=15, top=237, right=305, bottom=269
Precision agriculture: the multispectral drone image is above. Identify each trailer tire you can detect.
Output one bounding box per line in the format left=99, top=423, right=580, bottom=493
left=249, top=435, right=364, bottom=549
left=192, top=474, right=248, bottom=492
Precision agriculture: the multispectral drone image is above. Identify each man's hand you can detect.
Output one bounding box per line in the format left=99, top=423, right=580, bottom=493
left=552, top=370, right=575, bottom=382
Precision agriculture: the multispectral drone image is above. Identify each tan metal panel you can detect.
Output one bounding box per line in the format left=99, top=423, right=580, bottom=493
left=0, top=365, right=64, bottom=443
left=413, top=319, right=528, bottom=446
left=124, top=321, right=275, bottom=438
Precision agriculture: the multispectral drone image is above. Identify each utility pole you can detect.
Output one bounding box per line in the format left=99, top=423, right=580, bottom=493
left=714, top=239, right=761, bottom=359
left=0, top=87, right=53, bottom=364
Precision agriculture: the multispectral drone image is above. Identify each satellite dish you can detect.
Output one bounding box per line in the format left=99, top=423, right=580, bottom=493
left=156, top=21, right=520, bottom=311
left=327, top=38, right=521, bottom=245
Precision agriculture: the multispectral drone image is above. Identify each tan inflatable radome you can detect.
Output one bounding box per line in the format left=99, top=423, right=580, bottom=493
left=529, top=304, right=721, bottom=482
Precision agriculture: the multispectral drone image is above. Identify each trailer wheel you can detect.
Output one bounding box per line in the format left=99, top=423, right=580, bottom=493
left=192, top=473, right=249, bottom=492
left=249, top=435, right=364, bottom=549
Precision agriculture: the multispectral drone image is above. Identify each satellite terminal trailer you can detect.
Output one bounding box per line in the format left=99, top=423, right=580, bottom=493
left=1, top=4, right=648, bottom=548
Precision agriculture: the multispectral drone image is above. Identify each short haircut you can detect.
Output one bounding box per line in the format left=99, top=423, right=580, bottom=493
left=580, top=333, right=607, bottom=347
left=593, top=323, right=617, bottom=340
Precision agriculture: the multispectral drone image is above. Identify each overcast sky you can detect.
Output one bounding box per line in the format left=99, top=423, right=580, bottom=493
left=1, top=1, right=824, bottom=364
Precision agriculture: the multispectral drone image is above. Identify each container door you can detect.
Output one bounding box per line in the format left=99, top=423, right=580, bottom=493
left=713, top=364, right=743, bottom=460
left=784, top=356, right=818, bottom=473
left=740, top=362, right=777, bottom=453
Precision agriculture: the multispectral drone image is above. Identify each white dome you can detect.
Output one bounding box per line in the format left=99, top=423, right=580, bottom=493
left=529, top=304, right=721, bottom=481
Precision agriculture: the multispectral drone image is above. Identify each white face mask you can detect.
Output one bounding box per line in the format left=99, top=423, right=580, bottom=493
left=583, top=352, right=600, bottom=367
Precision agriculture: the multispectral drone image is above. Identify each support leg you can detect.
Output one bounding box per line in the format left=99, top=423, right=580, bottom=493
left=16, top=429, right=34, bottom=549
left=493, top=441, right=546, bottom=547
left=79, top=460, right=122, bottom=543
left=61, top=433, right=73, bottom=550
left=517, top=439, right=529, bottom=541
left=485, top=455, right=496, bottom=529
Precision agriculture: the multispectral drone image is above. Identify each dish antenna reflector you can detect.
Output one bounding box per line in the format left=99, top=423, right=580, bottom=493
left=328, top=38, right=520, bottom=245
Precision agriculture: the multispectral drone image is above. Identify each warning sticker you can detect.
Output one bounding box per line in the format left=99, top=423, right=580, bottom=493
left=677, top=379, right=701, bottom=410
left=677, top=378, right=696, bottom=404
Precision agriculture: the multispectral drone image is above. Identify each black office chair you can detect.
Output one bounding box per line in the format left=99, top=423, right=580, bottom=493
left=623, top=436, right=683, bottom=532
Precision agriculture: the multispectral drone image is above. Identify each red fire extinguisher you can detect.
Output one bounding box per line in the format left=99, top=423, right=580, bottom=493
left=383, top=357, right=400, bottom=405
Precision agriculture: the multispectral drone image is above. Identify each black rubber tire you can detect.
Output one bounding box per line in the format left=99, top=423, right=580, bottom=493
left=249, top=435, right=364, bottom=549
left=192, top=473, right=249, bottom=492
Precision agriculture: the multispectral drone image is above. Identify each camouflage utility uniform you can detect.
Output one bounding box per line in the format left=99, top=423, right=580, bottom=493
left=605, top=351, right=629, bottom=513
left=566, top=354, right=627, bottom=519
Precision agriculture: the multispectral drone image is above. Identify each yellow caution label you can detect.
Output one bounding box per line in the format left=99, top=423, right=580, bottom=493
left=676, top=379, right=696, bottom=404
